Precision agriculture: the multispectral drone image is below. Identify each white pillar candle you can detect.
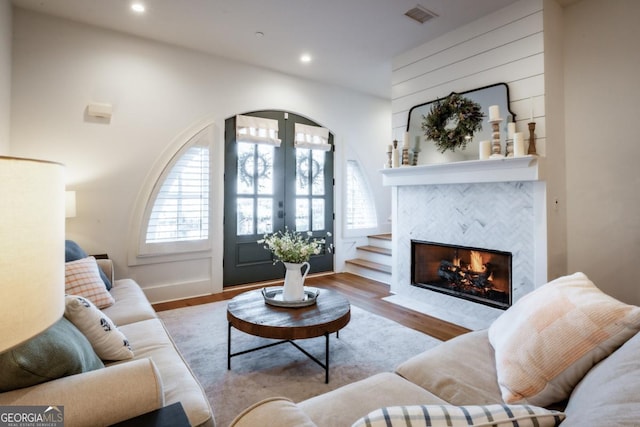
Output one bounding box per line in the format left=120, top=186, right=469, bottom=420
left=507, top=122, right=516, bottom=140
left=404, top=132, right=410, bottom=148
left=392, top=146, right=399, bottom=168
left=479, top=140, right=491, bottom=160
left=489, top=105, right=500, bottom=121
left=387, top=144, right=393, bottom=152
left=514, top=132, right=525, bottom=157
left=530, top=96, right=534, bottom=122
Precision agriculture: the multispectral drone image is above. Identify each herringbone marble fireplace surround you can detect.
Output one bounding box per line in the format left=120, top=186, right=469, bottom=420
left=382, top=159, right=547, bottom=330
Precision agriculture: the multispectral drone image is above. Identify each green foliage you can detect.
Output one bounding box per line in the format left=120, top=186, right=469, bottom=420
left=421, top=93, right=484, bottom=153
left=258, top=227, right=331, bottom=264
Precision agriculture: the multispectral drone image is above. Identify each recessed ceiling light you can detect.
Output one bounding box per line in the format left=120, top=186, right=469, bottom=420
left=300, top=54, right=312, bottom=63
left=131, top=3, right=145, bottom=13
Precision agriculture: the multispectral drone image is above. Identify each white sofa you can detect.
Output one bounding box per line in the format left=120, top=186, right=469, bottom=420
left=0, top=259, right=214, bottom=427
left=230, top=273, right=640, bottom=427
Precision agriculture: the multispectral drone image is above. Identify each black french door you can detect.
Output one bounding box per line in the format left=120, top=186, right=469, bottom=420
left=223, top=111, right=334, bottom=286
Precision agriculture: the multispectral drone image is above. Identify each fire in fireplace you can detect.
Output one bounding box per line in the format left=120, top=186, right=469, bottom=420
left=411, top=240, right=512, bottom=310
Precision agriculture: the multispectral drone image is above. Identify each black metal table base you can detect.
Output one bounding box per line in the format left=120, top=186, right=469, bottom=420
left=227, top=323, right=339, bottom=383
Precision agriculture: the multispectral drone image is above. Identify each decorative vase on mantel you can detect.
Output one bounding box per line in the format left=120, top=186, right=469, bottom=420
left=282, top=261, right=310, bottom=301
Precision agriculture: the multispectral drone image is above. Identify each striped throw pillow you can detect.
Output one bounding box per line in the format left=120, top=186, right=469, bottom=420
left=65, top=256, right=115, bottom=309
left=488, top=272, right=640, bottom=406
left=352, top=404, right=565, bottom=427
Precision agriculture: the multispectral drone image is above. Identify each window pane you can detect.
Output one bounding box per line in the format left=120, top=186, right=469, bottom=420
left=256, top=145, right=274, bottom=195
left=296, top=198, right=309, bottom=232
left=257, top=198, right=273, bottom=235
left=237, top=142, right=255, bottom=195
left=346, top=160, right=377, bottom=229
left=237, top=198, right=254, bottom=235
left=296, top=148, right=310, bottom=195
left=312, top=199, right=325, bottom=231
left=311, top=150, right=325, bottom=196
left=146, top=144, right=209, bottom=243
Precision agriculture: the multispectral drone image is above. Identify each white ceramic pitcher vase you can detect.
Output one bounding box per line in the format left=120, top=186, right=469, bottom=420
left=282, top=261, right=310, bottom=301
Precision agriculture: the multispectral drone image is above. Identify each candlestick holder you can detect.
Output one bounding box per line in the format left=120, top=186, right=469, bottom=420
left=411, top=147, right=421, bottom=166
left=402, top=146, right=410, bottom=166
left=527, top=122, right=538, bottom=155
left=386, top=147, right=392, bottom=168
left=489, top=119, right=504, bottom=158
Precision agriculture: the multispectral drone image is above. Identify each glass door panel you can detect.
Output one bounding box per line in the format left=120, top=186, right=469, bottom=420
left=295, top=198, right=310, bottom=231
left=311, top=150, right=326, bottom=196
left=312, top=199, right=325, bottom=231
left=236, top=198, right=254, bottom=235
left=236, top=142, right=275, bottom=236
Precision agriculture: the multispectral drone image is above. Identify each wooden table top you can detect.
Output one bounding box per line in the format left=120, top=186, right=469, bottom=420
left=227, top=288, right=351, bottom=340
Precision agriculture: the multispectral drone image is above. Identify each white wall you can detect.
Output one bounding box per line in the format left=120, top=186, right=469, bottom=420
left=10, top=9, right=392, bottom=302
left=564, top=0, right=640, bottom=305
left=0, top=0, right=10, bottom=154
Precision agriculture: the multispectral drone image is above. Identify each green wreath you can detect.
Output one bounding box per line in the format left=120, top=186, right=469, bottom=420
left=421, top=93, right=484, bottom=153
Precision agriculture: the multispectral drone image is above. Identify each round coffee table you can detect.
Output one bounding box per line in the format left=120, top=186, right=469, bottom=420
left=227, top=287, right=350, bottom=383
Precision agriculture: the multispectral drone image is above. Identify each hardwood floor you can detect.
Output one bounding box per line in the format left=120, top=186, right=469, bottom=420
left=152, top=272, right=470, bottom=341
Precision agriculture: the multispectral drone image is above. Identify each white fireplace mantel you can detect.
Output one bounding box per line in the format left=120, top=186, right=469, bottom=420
left=380, top=155, right=540, bottom=187
left=384, top=154, right=548, bottom=329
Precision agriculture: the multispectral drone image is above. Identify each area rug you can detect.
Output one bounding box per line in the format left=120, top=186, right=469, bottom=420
left=158, top=300, right=442, bottom=427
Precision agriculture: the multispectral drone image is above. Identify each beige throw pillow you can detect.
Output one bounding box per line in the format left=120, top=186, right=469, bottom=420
left=488, top=272, right=640, bottom=406
left=64, top=294, right=134, bottom=361
left=65, top=256, right=115, bottom=309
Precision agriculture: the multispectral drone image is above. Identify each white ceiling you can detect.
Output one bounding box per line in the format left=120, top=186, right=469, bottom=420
left=10, top=0, right=522, bottom=99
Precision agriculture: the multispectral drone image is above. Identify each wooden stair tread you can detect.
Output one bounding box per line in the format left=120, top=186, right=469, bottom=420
left=358, top=245, right=392, bottom=256
left=368, top=233, right=392, bottom=241
left=345, top=258, right=392, bottom=274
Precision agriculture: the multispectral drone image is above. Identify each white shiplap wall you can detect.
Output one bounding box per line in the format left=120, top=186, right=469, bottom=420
left=392, top=0, right=545, bottom=157
left=387, top=0, right=550, bottom=327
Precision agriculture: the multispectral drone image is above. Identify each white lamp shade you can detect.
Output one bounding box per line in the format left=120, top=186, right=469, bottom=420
left=0, top=156, right=66, bottom=352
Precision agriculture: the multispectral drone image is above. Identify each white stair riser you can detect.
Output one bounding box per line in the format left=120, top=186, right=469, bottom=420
left=367, top=237, right=392, bottom=250
left=344, top=264, right=391, bottom=285
left=356, top=250, right=392, bottom=265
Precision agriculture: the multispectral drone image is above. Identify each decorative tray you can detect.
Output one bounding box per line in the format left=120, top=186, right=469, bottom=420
left=262, top=286, right=320, bottom=308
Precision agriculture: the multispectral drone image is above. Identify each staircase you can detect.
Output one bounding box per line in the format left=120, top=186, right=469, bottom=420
left=345, top=234, right=392, bottom=284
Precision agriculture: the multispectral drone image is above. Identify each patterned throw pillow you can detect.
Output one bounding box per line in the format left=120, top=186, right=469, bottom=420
left=351, top=404, right=565, bottom=427
left=64, top=295, right=133, bottom=361
left=65, top=239, right=112, bottom=290
left=488, top=272, right=640, bottom=406
left=65, top=256, right=115, bottom=309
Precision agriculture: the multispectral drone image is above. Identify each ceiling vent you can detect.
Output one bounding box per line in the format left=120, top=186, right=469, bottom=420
left=404, top=5, right=438, bottom=24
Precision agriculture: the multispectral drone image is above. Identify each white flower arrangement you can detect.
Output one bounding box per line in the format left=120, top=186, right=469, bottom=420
left=258, top=227, right=332, bottom=264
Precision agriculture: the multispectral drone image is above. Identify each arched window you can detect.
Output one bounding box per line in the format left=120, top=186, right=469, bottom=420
left=139, top=127, right=211, bottom=255
left=345, top=159, right=377, bottom=230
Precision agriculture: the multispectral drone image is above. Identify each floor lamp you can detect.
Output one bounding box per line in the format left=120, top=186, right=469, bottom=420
left=0, top=156, right=66, bottom=353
